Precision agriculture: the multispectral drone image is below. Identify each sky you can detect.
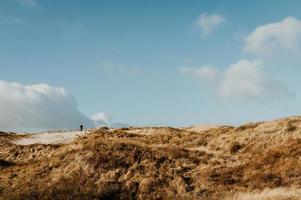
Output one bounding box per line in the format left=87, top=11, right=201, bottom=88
left=1, top=0, right=301, bottom=131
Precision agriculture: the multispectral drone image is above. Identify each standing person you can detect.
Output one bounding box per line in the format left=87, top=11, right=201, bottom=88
left=80, top=124, right=83, bottom=131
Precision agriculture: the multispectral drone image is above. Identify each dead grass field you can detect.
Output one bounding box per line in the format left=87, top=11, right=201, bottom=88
left=1, top=116, right=301, bottom=199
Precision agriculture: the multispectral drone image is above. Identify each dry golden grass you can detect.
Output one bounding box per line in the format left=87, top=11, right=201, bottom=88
left=1, top=116, right=301, bottom=199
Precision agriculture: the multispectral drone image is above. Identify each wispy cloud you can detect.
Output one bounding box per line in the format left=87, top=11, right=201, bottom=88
left=100, top=62, right=142, bottom=76
left=1, top=17, right=23, bottom=25
left=17, top=0, right=38, bottom=8
left=52, top=20, right=83, bottom=41
left=178, top=66, right=218, bottom=81
left=194, top=13, right=225, bottom=36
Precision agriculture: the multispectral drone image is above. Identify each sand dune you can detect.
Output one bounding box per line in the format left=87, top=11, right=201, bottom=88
left=1, top=116, right=301, bottom=199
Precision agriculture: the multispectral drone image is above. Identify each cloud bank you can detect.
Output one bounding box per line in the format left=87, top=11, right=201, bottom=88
left=195, top=13, right=225, bottom=36
left=0, top=80, right=102, bottom=132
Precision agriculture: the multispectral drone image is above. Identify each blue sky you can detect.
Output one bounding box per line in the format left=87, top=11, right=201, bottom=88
left=1, top=0, right=301, bottom=130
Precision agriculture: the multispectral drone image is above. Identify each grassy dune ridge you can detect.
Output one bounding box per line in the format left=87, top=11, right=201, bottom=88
left=1, top=117, right=301, bottom=199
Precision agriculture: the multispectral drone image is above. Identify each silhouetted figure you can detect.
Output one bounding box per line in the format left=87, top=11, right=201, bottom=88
left=80, top=125, right=83, bottom=131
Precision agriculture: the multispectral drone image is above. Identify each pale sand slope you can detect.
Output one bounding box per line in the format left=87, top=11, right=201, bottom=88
left=12, top=124, right=222, bottom=145
left=14, top=130, right=91, bottom=145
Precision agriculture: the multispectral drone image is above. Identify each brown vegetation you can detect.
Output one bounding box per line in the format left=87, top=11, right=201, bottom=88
left=1, top=116, right=301, bottom=199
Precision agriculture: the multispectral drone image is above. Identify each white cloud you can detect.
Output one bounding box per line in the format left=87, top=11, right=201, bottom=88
left=220, top=60, right=293, bottom=100
left=17, top=0, right=38, bottom=8
left=179, top=66, right=218, bottom=81
left=91, top=112, right=110, bottom=127
left=100, top=62, right=141, bottom=76
left=244, top=17, right=301, bottom=57
left=195, top=13, right=225, bottom=36
left=0, top=80, right=105, bottom=132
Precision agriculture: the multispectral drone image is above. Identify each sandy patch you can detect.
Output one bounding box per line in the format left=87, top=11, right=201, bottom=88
left=14, top=130, right=90, bottom=145
left=185, top=124, right=222, bottom=132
